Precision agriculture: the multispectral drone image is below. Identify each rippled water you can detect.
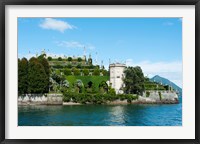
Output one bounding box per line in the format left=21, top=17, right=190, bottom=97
left=18, top=97, right=182, bottom=126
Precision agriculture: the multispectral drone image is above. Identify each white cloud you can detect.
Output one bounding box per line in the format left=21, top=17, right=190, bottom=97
left=39, top=18, right=75, bottom=33
left=126, top=59, right=182, bottom=87
left=56, top=41, right=95, bottom=50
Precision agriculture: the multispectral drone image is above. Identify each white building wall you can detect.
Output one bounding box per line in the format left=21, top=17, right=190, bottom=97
left=109, top=63, right=126, bottom=94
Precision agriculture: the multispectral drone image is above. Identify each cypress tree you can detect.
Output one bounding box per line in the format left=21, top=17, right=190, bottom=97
left=38, top=56, right=50, bottom=93
left=28, top=57, right=48, bottom=93
left=18, top=58, right=28, bottom=95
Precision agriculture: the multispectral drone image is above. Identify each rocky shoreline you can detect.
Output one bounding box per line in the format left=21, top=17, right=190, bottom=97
left=18, top=94, right=179, bottom=106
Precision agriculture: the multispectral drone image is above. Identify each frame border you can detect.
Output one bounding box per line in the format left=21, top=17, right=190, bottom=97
left=1, top=0, right=199, bottom=144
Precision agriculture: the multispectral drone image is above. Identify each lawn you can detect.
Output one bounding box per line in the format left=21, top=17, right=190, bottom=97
left=66, top=75, right=109, bottom=88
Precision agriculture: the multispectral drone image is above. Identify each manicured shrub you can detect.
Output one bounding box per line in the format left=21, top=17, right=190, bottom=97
left=82, top=68, right=89, bottom=76
left=47, top=56, right=52, bottom=61
left=77, top=57, right=82, bottom=62
left=58, top=57, right=62, bottom=61
left=64, top=68, right=72, bottom=76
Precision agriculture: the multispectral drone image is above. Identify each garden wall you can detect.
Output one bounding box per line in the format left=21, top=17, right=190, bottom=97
left=18, top=93, right=63, bottom=105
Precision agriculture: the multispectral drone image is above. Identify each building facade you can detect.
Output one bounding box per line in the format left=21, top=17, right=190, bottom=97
left=109, top=63, right=126, bottom=94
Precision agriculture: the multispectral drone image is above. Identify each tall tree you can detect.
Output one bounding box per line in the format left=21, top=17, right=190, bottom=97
left=38, top=55, right=50, bottom=93
left=123, top=66, right=145, bottom=95
left=28, top=57, right=48, bottom=93
left=18, top=58, right=28, bottom=95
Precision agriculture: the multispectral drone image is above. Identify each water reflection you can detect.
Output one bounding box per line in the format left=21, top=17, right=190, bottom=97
left=106, top=106, right=125, bottom=125
left=18, top=97, right=182, bottom=126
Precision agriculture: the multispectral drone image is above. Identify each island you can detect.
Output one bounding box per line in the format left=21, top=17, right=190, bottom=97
left=18, top=52, right=180, bottom=105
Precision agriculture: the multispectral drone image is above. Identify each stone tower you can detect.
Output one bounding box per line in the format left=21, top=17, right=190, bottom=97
left=109, top=63, right=126, bottom=94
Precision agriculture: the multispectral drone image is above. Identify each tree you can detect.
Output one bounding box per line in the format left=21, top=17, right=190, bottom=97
left=67, top=57, right=72, bottom=62
left=83, top=68, right=89, bottom=76
left=93, top=68, right=100, bottom=76
left=47, top=56, right=52, bottom=61
left=28, top=57, right=48, bottom=93
left=123, top=66, right=145, bottom=95
left=58, top=57, right=62, bottom=61
left=38, top=56, right=50, bottom=93
left=18, top=58, right=28, bottom=95
left=77, top=57, right=82, bottom=62
left=51, top=71, right=61, bottom=84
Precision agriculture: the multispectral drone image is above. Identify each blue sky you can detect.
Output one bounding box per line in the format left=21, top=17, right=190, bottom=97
left=18, top=18, right=182, bottom=87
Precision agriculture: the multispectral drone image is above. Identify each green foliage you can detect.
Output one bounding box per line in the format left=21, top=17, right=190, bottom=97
left=18, top=55, right=50, bottom=94
left=55, top=69, right=61, bottom=75
left=66, top=76, right=109, bottom=91
left=102, top=69, right=109, bottom=76
left=58, top=57, right=62, bottom=61
left=88, top=65, right=94, bottom=69
left=123, top=66, right=145, bottom=95
left=77, top=57, right=82, bottom=62
left=52, top=65, right=63, bottom=69
left=64, top=68, right=72, bottom=76
left=144, top=81, right=166, bottom=91
left=67, top=57, right=72, bottom=62
left=73, top=68, right=81, bottom=76
left=27, top=57, right=48, bottom=93
left=99, top=81, right=108, bottom=93
left=67, top=64, right=72, bottom=68
left=82, top=68, right=89, bottom=76
left=93, top=68, right=100, bottom=76
left=18, top=58, right=28, bottom=95
left=76, top=64, right=82, bottom=69
left=38, top=56, right=50, bottom=93
left=108, top=88, right=116, bottom=96
left=37, top=54, right=46, bottom=59
left=146, top=91, right=150, bottom=97
left=47, top=56, right=52, bottom=61
left=158, top=91, right=162, bottom=100
left=63, top=92, right=138, bottom=104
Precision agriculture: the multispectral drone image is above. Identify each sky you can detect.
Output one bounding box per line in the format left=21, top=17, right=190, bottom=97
left=18, top=18, right=182, bottom=87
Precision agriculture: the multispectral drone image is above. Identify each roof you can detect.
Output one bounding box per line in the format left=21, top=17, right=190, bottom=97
left=109, top=63, right=126, bottom=68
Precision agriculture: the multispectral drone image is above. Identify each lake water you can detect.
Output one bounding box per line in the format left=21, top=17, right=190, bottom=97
left=18, top=96, right=182, bottom=126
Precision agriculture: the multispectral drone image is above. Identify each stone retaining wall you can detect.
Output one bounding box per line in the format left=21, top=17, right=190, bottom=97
left=141, top=91, right=179, bottom=103
left=18, top=93, right=63, bottom=105
left=18, top=91, right=178, bottom=105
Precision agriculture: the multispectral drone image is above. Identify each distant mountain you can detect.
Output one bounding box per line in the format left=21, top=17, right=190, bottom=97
left=150, top=75, right=182, bottom=95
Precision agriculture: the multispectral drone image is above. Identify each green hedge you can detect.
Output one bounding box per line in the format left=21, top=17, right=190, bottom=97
left=63, top=92, right=138, bottom=104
